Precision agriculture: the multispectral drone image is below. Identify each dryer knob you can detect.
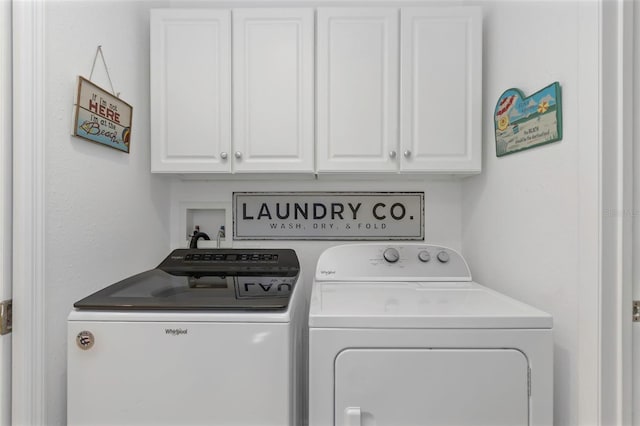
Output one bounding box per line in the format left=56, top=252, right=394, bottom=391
left=383, top=248, right=400, bottom=263
left=437, top=250, right=450, bottom=263
left=418, top=250, right=431, bottom=263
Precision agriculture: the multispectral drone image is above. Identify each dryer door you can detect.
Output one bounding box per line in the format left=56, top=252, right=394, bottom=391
left=335, top=348, right=529, bottom=426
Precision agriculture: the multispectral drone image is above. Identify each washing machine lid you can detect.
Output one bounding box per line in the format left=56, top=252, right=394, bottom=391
left=308, top=281, right=552, bottom=329
left=74, top=249, right=300, bottom=311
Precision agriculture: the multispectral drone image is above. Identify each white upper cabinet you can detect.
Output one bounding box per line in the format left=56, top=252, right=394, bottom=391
left=150, top=6, right=482, bottom=175
left=400, top=7, right=482, bottom=173
left=316, top=7, right=481, bottom=174
left=232, top=9, right=315, bottom=173
left=316, top=8, right=400, bottom=172
left=150, top=9, right=232, bottom=173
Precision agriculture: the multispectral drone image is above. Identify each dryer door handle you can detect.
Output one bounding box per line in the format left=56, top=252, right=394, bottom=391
left=344, top=407, right=362, bottom=426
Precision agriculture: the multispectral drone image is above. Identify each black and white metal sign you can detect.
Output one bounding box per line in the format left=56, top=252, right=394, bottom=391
left=233, top=192, right=424, bottom=240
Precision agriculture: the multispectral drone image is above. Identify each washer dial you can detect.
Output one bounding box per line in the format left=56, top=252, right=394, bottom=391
left=383, top=248, right=400, bottom=263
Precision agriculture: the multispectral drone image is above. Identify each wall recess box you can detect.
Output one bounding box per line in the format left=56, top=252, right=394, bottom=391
left=175, top=201, right=232, bottom=249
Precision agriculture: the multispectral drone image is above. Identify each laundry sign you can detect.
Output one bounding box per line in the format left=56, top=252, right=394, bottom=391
left=233, top=192, right=424, bottom=240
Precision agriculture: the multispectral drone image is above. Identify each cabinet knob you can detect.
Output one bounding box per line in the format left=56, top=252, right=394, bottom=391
left=220, top=152, right=228, bottom=160
left=389, top=150, right=397, bottom=159
left=235, top=151, right=242, bottom=159
left=404, top=150, right=412, bottom=158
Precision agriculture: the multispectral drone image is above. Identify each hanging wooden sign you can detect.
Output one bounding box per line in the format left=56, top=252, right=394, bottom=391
left=72, top=76, right=132, bottom=153
left=494, top=82, right=562, bottom=157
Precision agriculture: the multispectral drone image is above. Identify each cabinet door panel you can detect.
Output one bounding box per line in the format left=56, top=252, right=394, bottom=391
left=150, top=10, right=231, bottom=173
left=233, top=9, right=314, bottom=172
left=317, top=8, right=399, bottom=172
left=400, top=8, right=482, bottom=172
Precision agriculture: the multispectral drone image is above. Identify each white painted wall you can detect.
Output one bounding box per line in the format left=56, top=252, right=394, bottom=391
left=39, top=1, right=461, bottom=424
left=462, top=1, right=596, bottom=425
left=35, top=1, right=609, bottom=425
left=43, top=1, right=171, bottom=424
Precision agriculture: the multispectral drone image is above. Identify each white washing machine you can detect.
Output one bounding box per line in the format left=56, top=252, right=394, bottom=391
left=308, top=243, right=553, bottom=426
left=68, top=248, right=305, bottom=426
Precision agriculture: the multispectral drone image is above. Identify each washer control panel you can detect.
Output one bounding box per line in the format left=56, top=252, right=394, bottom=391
left=316, top=243, right=471, bottom=282
left=159, top=248, right=300, bottom=277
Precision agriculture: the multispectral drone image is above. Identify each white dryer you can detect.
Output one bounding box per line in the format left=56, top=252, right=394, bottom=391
left=308, top=243, right=553, bottom=426
left=68, top=248, right=305, bottom=426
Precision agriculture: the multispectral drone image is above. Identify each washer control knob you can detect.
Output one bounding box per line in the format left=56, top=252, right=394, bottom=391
left=437, top=250, right=450, bottom=263
left=418, top=250, right=431, bottom=263
left=383, top=248, right=400, bottom=263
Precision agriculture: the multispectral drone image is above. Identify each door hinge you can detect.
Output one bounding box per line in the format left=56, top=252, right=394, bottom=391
left=0, top=299, right=12, bottom=335
left=634, top=301, right=640, bottom=322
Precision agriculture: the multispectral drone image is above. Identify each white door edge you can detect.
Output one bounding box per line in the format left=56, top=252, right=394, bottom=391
left=0, top=0, right=12, bottom=425
left=12, top=1, right=46, bottom=425
left=598, top=0, right=635, bottom=425
left=632, top=0, right=640, bottom=425
left=578, top=1, right=635, bottom=425
left=577, top=1, right=603, bottom=424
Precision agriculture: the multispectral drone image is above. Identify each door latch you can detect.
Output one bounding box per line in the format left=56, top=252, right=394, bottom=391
left=634, top=301, right=640, bottom=322
left=0, top=299, right=12, bottom=335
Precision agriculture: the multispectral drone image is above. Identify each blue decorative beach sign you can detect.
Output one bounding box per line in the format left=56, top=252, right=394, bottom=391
left=73, top=76, right=132, bottom=153
left=495, top=82, right=562, bottom=157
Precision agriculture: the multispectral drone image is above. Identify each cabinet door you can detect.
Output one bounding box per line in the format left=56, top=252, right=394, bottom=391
left=150, top=10, right=231, bottom=173
left=400, top=8, right=482, bottom=173
left=317, top=8, right=399, bottom=172
left=232, top=9, right=314, bottom=173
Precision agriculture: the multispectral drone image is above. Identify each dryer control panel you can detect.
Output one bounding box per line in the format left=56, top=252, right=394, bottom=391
left=315, top=243, right=471, bottom=282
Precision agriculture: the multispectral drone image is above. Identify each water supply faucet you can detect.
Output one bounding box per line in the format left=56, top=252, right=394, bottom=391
left=189, top=225, right=210, bottom=248
left=216, top=226, right=225, bottom=248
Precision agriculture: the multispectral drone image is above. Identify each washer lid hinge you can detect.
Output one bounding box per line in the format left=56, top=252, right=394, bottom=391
left=0, top=299, right=12, bottom=335
left=634, top=301, right=640, bottom=322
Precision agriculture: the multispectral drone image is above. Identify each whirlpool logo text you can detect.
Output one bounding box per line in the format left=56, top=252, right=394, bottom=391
left=165, top=328, right=188, bottom=336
